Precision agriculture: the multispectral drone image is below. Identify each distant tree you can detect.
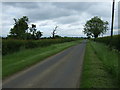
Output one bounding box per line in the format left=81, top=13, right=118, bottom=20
left=52, top=25, right=58, bottom=39
left=54, top=35, right=61, bottom=38
left=9, top=16, right=29, bottom=39
left=9, top=16, right=43, bottom=40
left=29, top=24, right=37, bottom=35
left=83, top=16, right=108, bottom=39
left=29, top=24, right=37, bottom=39
left=29, top=24, right=43, bottom=39
left=36, top=31, right=42, bottom=39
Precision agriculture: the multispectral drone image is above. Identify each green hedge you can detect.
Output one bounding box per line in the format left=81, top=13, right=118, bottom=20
left=95, top=35, right=120, bottom=51
left=2, top=38, right=79, bottom=55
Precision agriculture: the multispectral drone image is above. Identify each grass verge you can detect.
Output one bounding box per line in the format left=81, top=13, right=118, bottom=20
left=80, top=40, right=118, bottom=88
left=3, top=40, right=81, bottom=79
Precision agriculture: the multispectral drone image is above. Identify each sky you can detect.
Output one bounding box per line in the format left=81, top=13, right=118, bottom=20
left=1, top=0, right=120, bottom=37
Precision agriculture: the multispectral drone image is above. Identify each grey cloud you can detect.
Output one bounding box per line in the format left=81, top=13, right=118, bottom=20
left=3, top=2, right=77, bottom=22
left=2, top=2, right=39, bottom=9
left=54, top=15, right=80, bottom=24
left=3, top=2, right=112, bottom=23
left=39, top=22, right=48, bottom=26
left=27, top=6, right=75, bottom=22
left=87, top=3, right=112, bottom=18
left=52, top=2, right=95, bottom=12
left=2, top=2, right=116, bottom=37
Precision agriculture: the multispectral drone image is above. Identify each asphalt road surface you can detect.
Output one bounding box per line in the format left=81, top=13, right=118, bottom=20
left=3, top=40, right=87, bottom=88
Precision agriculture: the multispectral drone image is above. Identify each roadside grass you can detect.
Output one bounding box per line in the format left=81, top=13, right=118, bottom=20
left=3, top=40, right=81, bottom=79
left=80, top=41, right=118, bottom=88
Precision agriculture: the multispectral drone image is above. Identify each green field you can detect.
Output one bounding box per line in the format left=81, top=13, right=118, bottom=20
left=3, top=40, right=81, bottom=79
left=80, top=40, right=119, bottom=88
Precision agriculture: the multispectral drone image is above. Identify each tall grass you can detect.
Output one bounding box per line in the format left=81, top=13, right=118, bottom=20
left=90, top=41, right=119, bottom=86
left=95, top=35, right=120, bottom=85
left=81, top=41, right=118, bottom=88
left=91, top=42, right=119, bottom=77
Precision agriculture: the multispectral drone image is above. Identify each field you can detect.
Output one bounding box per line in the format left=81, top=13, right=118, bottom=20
left=80, top=40, right=119, bottom=88
left=3, top=40, right=81, bottom=79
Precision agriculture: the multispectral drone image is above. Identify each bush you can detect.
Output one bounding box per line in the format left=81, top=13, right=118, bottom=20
left=95, top=35, right=120, bottom=51
left=2, top=40, right=24, bottom=55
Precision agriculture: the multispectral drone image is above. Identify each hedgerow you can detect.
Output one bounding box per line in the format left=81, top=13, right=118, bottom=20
left=95, top=35, right=120, bottom=51
left=2, top=38, right=80, bottom=55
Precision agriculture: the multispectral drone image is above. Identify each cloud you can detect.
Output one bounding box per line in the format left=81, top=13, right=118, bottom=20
left=3, top=2, right=40, bottom=9
left=54, top=15, right=80, bottom=24
left=2, top=2, right=118, bottom=37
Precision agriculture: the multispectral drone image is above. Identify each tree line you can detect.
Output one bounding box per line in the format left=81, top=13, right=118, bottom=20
left=8, top=16, right=60, bottom=40
left=7, top=16, right=109, bottom=40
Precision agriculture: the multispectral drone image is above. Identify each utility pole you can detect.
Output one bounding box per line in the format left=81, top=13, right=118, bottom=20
left=111, top=0, right=115, bottom=37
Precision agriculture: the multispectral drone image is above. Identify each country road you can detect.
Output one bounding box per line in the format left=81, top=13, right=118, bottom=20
left=3, top=40, right=87, bottom=88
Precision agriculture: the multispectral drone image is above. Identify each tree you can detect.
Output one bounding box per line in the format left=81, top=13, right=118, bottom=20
left=52, top=25, right=58, bottom=39
left=29, top=24, right=43, bottom=39
left=29, top=24, right=37, bottom=36
left=9, top=16, right=29, bottom=39
left=83, top=16, right=108, bottom=39
left=36, top=31, right=42, bottom=39
left=29, top=24, right=37, bottom=39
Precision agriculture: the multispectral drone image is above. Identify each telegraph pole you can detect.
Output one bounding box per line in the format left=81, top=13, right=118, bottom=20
left=111, top=0, right=115, bottom=37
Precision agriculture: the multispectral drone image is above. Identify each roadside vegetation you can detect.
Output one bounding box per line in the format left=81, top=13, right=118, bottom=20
left=95, top=35, right=120, bottom=51
left=81, top=40, right=119, bottom=88
left=2, top=38, right=79, bottom=55
left=3, top=40, right=81, bottom=79
left=82, top=16, right=119, bottom=88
